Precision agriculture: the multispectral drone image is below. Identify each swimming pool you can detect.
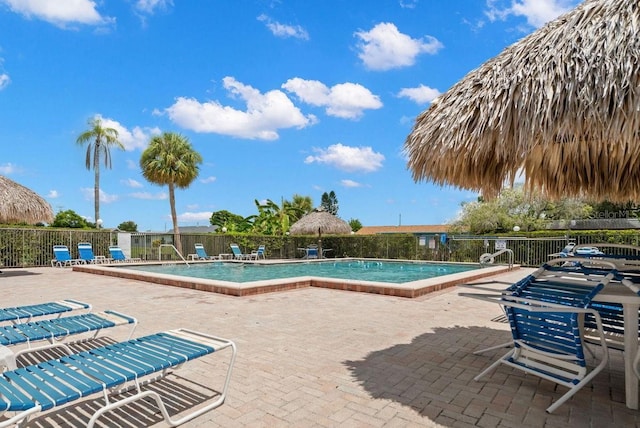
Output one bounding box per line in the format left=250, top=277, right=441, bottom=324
left=120, top=260, right=479, bottom=284
left=74, top=258, right=515, bottom=298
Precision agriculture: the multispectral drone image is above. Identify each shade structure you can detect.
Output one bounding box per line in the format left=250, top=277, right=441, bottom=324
left=289, top=209, right=352, bottom=235
left=0, top=176, right=54, bottom=225
left=405, top=0, right=640, bottom=202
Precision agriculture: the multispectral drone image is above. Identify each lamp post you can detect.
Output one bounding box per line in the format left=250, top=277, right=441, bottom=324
left=96, top=219, right=103, bottom=229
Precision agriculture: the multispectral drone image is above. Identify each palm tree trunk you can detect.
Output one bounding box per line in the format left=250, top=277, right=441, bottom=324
left=94, top=142, right=100, bottom=225
left=169, top=183, right=182, bottom=255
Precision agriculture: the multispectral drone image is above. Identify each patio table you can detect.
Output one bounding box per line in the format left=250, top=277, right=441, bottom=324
left=593, top=284, right=640, bottom=409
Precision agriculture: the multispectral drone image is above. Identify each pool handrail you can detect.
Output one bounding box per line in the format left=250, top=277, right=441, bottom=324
left=158, top=244, right=190, bottom=267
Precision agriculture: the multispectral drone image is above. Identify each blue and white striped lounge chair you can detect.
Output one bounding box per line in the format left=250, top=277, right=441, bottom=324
left=108, top=246, right=142, bottom=263
left=251, top=245, right=266, bottom=260
left=194, top=243, right=218, bottom=260
left=78, top=242, right=108, bottom=264
left=51, top=245, right=83, bottom=267
left=0, top=310, right=137, bottom=371
left=230, top=243, right=252, bottom=260
left=0, top=328, right=236, bottom=427
left=460, top=259, right=614, bottom=413
left=0, top=300, right=90, bottom=325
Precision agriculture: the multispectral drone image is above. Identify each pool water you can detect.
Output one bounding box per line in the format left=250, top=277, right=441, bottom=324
left=122, top=260, right=479, bottom=284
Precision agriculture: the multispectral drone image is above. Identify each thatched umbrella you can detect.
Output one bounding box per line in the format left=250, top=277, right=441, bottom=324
left=0, top=176, right=54, bottom=224
left=405, top=0, right=640, bottom=202
left=289, top=208, right=352, bottom=257
left=289, top=208, right=352, bottom=235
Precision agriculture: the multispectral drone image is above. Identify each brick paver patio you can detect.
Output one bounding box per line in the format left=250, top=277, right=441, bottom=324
left=0, top=267, right=637, bottom=427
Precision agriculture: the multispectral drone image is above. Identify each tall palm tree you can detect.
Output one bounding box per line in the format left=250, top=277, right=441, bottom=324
left=76, top=117, right=123, bottom=226
left=140, top=132, right=202, bottom=255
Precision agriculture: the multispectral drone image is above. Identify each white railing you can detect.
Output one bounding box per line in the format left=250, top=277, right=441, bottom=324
left=158, top=244, right=190, bottom=267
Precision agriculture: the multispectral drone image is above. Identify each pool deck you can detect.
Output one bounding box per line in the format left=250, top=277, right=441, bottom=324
left=72, top=259, right=515, bottom=298
left=0, top=266, right=637, bottom=427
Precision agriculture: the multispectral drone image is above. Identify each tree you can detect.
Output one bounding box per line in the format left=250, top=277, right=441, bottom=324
left=210, top=210, right=252, bottom=233
left=320, top=191, right=338, bottom=215
left=449, top=186, right=593, bottom=234
left=348, top=218, right=362, bottom=232
left=284, top=194, right=313, bottom=223
left=76, top=117, right=124, bottom=226
left=51, top=210, right=90, bottom=228
left=252, top=199, right=304, bottom=235
left=140, top=132, right=202, bottom=254
left=117, top=221, right=138, bottom=232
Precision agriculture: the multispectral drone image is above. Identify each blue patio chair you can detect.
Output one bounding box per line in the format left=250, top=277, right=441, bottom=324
left=461, top=260, right=614, bottom=413
left=547, top=242, right=576, bottom=258
left=51, top=245, right=83, bottom=267
left=0, top=328, right=236, bottom=427
left=108, top=246, right=141, bottom=263
left=78, top=242, right=108, bottom=264
left=251, top=245, right=266, bottom=260
left=195, top=243, right=218, bottom=260
left=305, top=245, right=319, bottom=259
left=230, top=243, right=252, bottom=260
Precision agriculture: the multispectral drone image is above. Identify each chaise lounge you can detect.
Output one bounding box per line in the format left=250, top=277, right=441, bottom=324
left=0, top=328, right=236, bottom=427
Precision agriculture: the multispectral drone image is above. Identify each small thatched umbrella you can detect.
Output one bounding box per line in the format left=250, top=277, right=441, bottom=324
left=405, top=0, right=640, bottom=202
left=289, top=208, right=352, bottom=257
left=0, top=176, right=54, bottom=224
left=289, top=208, right=352, bottom=235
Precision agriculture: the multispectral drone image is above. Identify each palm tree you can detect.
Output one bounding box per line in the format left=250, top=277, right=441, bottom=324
left=76, top=117, right=123, bottom=226
left=140, top=132, right=202, bottom=254
left=285, top=194, right=313, bottom=223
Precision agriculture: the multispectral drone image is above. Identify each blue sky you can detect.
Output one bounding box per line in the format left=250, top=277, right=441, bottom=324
left=0, top=0, right=581, bottom=232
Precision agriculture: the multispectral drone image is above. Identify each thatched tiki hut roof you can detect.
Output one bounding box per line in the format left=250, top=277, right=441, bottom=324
left=405, top=0, right=640, bottom=202
left=289, top=208, right=352, bottom=235
left=0, top=175, right=54, bottom=224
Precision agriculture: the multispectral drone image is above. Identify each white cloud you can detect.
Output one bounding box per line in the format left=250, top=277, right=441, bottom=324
left=126, top=159, right=138, bottom=170
left=47, top=190, right=59, bottom=198
left=399, top=0, right=419, bottom=9
left=96, top=115, right=160, bottom=151
left=355, top=22, right=443, bottom=71
left=166, top=77, right=317, bottom=140
left=200, top=176, right=216, bottom=184
left=257, top=14, right=309, bottom=40
left=81, top=188, right=118, bottom=203
left=135, top=0, right=172, bottom=14
left=178, top=211, right=213, bottom=222
left=485, top=0, right=577, bottom=28
left=130, top=191, right=167, bottom=200
left=398, top=84, right=441, bottom=104
left=0, top=0, right=114, bottom=28
left=341, top=179, right=362, bottom=188
left=121, top=178, right=143, bottom=188
left=0, top=163, right=18, bottom=174
left=0, top=73, right=10, bottom=90
left=304, top=143, right=385, bottom=172
left=282, top=78, right=382, bottom=120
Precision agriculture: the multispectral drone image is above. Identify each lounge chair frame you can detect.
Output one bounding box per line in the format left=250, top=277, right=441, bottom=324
left=194, top=243, right=219, bottom=260
left=0, top=300, right=91, bottom=325
left=0, top=328, right=236, bottom=427
left=0, top=310, right=138, bottom=371
left=108, top=246, right=142, bottom=263
left=51, top=245, right=84, bottom=268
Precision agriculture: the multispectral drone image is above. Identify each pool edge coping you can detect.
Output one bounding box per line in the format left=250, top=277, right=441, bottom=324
left=72, top=261, right=518, bottom=298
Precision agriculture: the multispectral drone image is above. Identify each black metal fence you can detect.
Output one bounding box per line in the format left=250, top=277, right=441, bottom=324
left=2, top=226, right=640, bottom=268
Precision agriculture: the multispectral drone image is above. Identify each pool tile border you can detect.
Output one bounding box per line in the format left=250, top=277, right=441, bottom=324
left=73, top=261, right=517, bottom=298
